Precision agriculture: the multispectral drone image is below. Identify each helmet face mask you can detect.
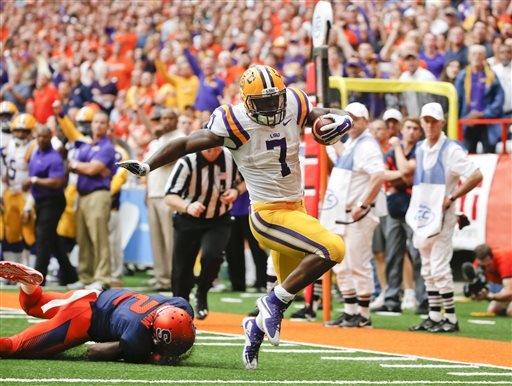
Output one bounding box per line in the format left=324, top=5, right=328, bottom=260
left=240, top=65, right=287, bottom=127
left=11, top=113, right=36, bottom=143
left=0, top=101, right=18, bottom=133
left=0, top=115, right=13, bottom=134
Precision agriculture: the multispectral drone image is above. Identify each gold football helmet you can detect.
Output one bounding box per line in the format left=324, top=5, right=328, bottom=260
left=0, top=101, right=18, bottom=133
left=75, top=106, right=96, bottom=136
left=239, top=65, right=286, bottom=126
left=11, top=113, right=37, bottom=131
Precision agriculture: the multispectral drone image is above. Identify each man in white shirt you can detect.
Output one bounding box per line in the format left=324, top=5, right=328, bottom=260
left=399, top=50, right=437, bottom=117
left=321, top=103, right=385, bottom=328
left=406, top=103, right=483, bottom=333
left=492, top=44, right=512, bottom=118
left=145, top=109, right=184, bottom=291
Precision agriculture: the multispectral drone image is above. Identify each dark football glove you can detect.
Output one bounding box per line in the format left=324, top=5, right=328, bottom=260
left=117, top=160, right=150, bottom=177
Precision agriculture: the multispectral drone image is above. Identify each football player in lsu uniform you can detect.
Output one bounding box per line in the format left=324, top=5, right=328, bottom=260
left=0, top=261, right=196, bottom=363
left=1, top=113, right=37, bottom=266
left=118, top=65, right=353, bottom=369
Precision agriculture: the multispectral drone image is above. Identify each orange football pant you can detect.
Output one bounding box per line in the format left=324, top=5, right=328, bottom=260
left=0, top=287, right=98, bottom=358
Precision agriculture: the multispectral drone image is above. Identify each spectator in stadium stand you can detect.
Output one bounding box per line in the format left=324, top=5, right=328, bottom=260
left=183, top=46, right=225, bottom=114
left=155, top=53, right=199, bottom=112
left=444, top=26, right=469, bottom=68
left=106, top=42, right=135, bottom=92
left=90, top=62, right=118, bottom=114
left=68, top=66, right=93, bottom=110
left=491, top=44, right=512, bottom=120
left=0, top=69, right=31, bottom=113
left=471, top=20, right=493, bottom=58
left=473, top=244, right=512, bottom=317
left=399, top=49, right=437, bottom=117
left=487, top=35, right=505, bottom=67
left=177, top=112, right=196, bottom=136
left=22, top=126, right=78, bottom=286
left=126, top=71, right=157, bottom=115
left=419, top=33, right=446, bottom=79
left=438, top=60, right=462, bottom=114
left=32, top=73, right=60, bottom=124
left=455, top=44, right=505, bottom=153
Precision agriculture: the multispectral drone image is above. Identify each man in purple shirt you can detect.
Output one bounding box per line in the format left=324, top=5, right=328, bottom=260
left=21, top=127, right=77, bottom=285
left=184, top=48, right=225, bottom=113
left=67, top=111, right=116, bottom=291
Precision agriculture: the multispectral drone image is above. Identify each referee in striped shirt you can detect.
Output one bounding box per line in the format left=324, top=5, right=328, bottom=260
left=165, top=146, right=245, bottom=320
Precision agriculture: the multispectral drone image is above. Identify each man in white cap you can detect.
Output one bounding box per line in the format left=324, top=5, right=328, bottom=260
left=382, top=108, right=403, bottom=137
left=406, top=102, right=483, bottom=333
left=321, top=102, right=386, bottom=328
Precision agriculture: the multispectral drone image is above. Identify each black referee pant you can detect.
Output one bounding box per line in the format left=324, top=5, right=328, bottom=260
left=171, top=213, right=232, bottom=301
left=34, top=195, right=78, bottom=285
left=225, top=215, right=267, bottom=291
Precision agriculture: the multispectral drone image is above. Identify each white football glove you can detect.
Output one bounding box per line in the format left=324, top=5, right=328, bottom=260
left=318, top=114, right=354, bottom=144
left=117, top=160, right=151, bottom=177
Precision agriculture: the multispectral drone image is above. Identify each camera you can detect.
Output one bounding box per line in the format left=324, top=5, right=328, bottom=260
left=462, top=262, right=488, bottom=298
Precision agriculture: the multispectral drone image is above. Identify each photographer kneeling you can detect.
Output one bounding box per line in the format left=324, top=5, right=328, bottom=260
left=472, top=244, right=512, bottom=316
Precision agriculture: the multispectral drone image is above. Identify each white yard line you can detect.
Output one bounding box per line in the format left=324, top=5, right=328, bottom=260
left=321, top=356, right=417, bottom=361
left=468, top=320, right=496, bottom=325
left=194, top=342, right=297, bottom=347
left=263, top=349, right=355, bottom=354
left=448, top=372, right=512, bottom=377
left=1, top=378, right=512, bottom=384
left=380, top=364, right=480, bottom=368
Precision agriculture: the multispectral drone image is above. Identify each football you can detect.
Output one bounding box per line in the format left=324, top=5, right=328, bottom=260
left=312, top=116, right=336, bottom=145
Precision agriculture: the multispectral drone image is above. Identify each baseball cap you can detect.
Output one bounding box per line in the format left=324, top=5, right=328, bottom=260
left=403, top=50, right=419, bottom=59
left=345, top=102, right=369, bottom=120
left=347, top=56, right=361, bottom=67
left=383, top=109, right=403, bottom=122
left=444, top=7, right=458, bottom=16
left=420, top=103, right=444, bottom=121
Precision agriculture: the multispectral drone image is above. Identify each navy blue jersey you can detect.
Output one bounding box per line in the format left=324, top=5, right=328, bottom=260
left=88, top=289, right=193, bottom=362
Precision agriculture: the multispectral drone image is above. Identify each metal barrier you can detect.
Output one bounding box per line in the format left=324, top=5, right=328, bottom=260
left=458, top=118, right=512, bottom=155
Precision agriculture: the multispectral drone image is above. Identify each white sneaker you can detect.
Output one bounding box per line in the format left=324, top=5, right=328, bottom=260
left=85, top=281, right=104, bottom=291
left=369, top=292, right=385, bottom=311
left=401, top=289, right=416, bottom=310
left=67, top=281, right=86, bottom=290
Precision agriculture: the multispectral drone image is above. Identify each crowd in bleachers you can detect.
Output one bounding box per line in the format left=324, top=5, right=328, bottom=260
left=1, top=0, right=511, bottom=321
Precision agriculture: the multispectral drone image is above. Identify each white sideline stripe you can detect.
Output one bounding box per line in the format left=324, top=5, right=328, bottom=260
left=381, top=364, right=480, bottom=369
left=263, top=349, right=355, bottom=354
left=1, top=379, right=511, bottom=384
left=321, top=356, right=417, bottom=361
left=239, top=293, right=262, bottom=298
left=468, top=319, right=496, bottom=325
left=220, top=297, right=242, bottom=303
left=196, top=336, right=244, bottom=341
left=448, top=372, right=512, bottom=377
left=194, top=342, right=296, bottom=347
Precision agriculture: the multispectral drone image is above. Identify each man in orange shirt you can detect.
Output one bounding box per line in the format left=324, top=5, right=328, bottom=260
left=32, top=74, right=60, bottom=124
left=107, top=43, right=134, bottom=91
left=473, top=244, right=512, bottom=317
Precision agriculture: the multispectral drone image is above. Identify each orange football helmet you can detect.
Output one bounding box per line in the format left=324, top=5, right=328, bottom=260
left=152, top=305, right=196, bottom=357
left=239, top=65, right=287, bottom=126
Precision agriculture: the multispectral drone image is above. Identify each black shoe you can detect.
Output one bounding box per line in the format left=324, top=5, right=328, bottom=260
left=355, top=315, right=372, bottom=328
left=247, top=308, right=259, bottom=317
left=195, top=295, right=208, bottom=320
left=428, top=319, right=460, bottom=333
left=340, top=313, right=364, bottom=328
left=324, top=313, right=350, bottom=327
left=409, top=317, right=441, bottom=331
left=290, top=306, right=316, bottom=321
left=372, top=305, right=401, bottom=313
